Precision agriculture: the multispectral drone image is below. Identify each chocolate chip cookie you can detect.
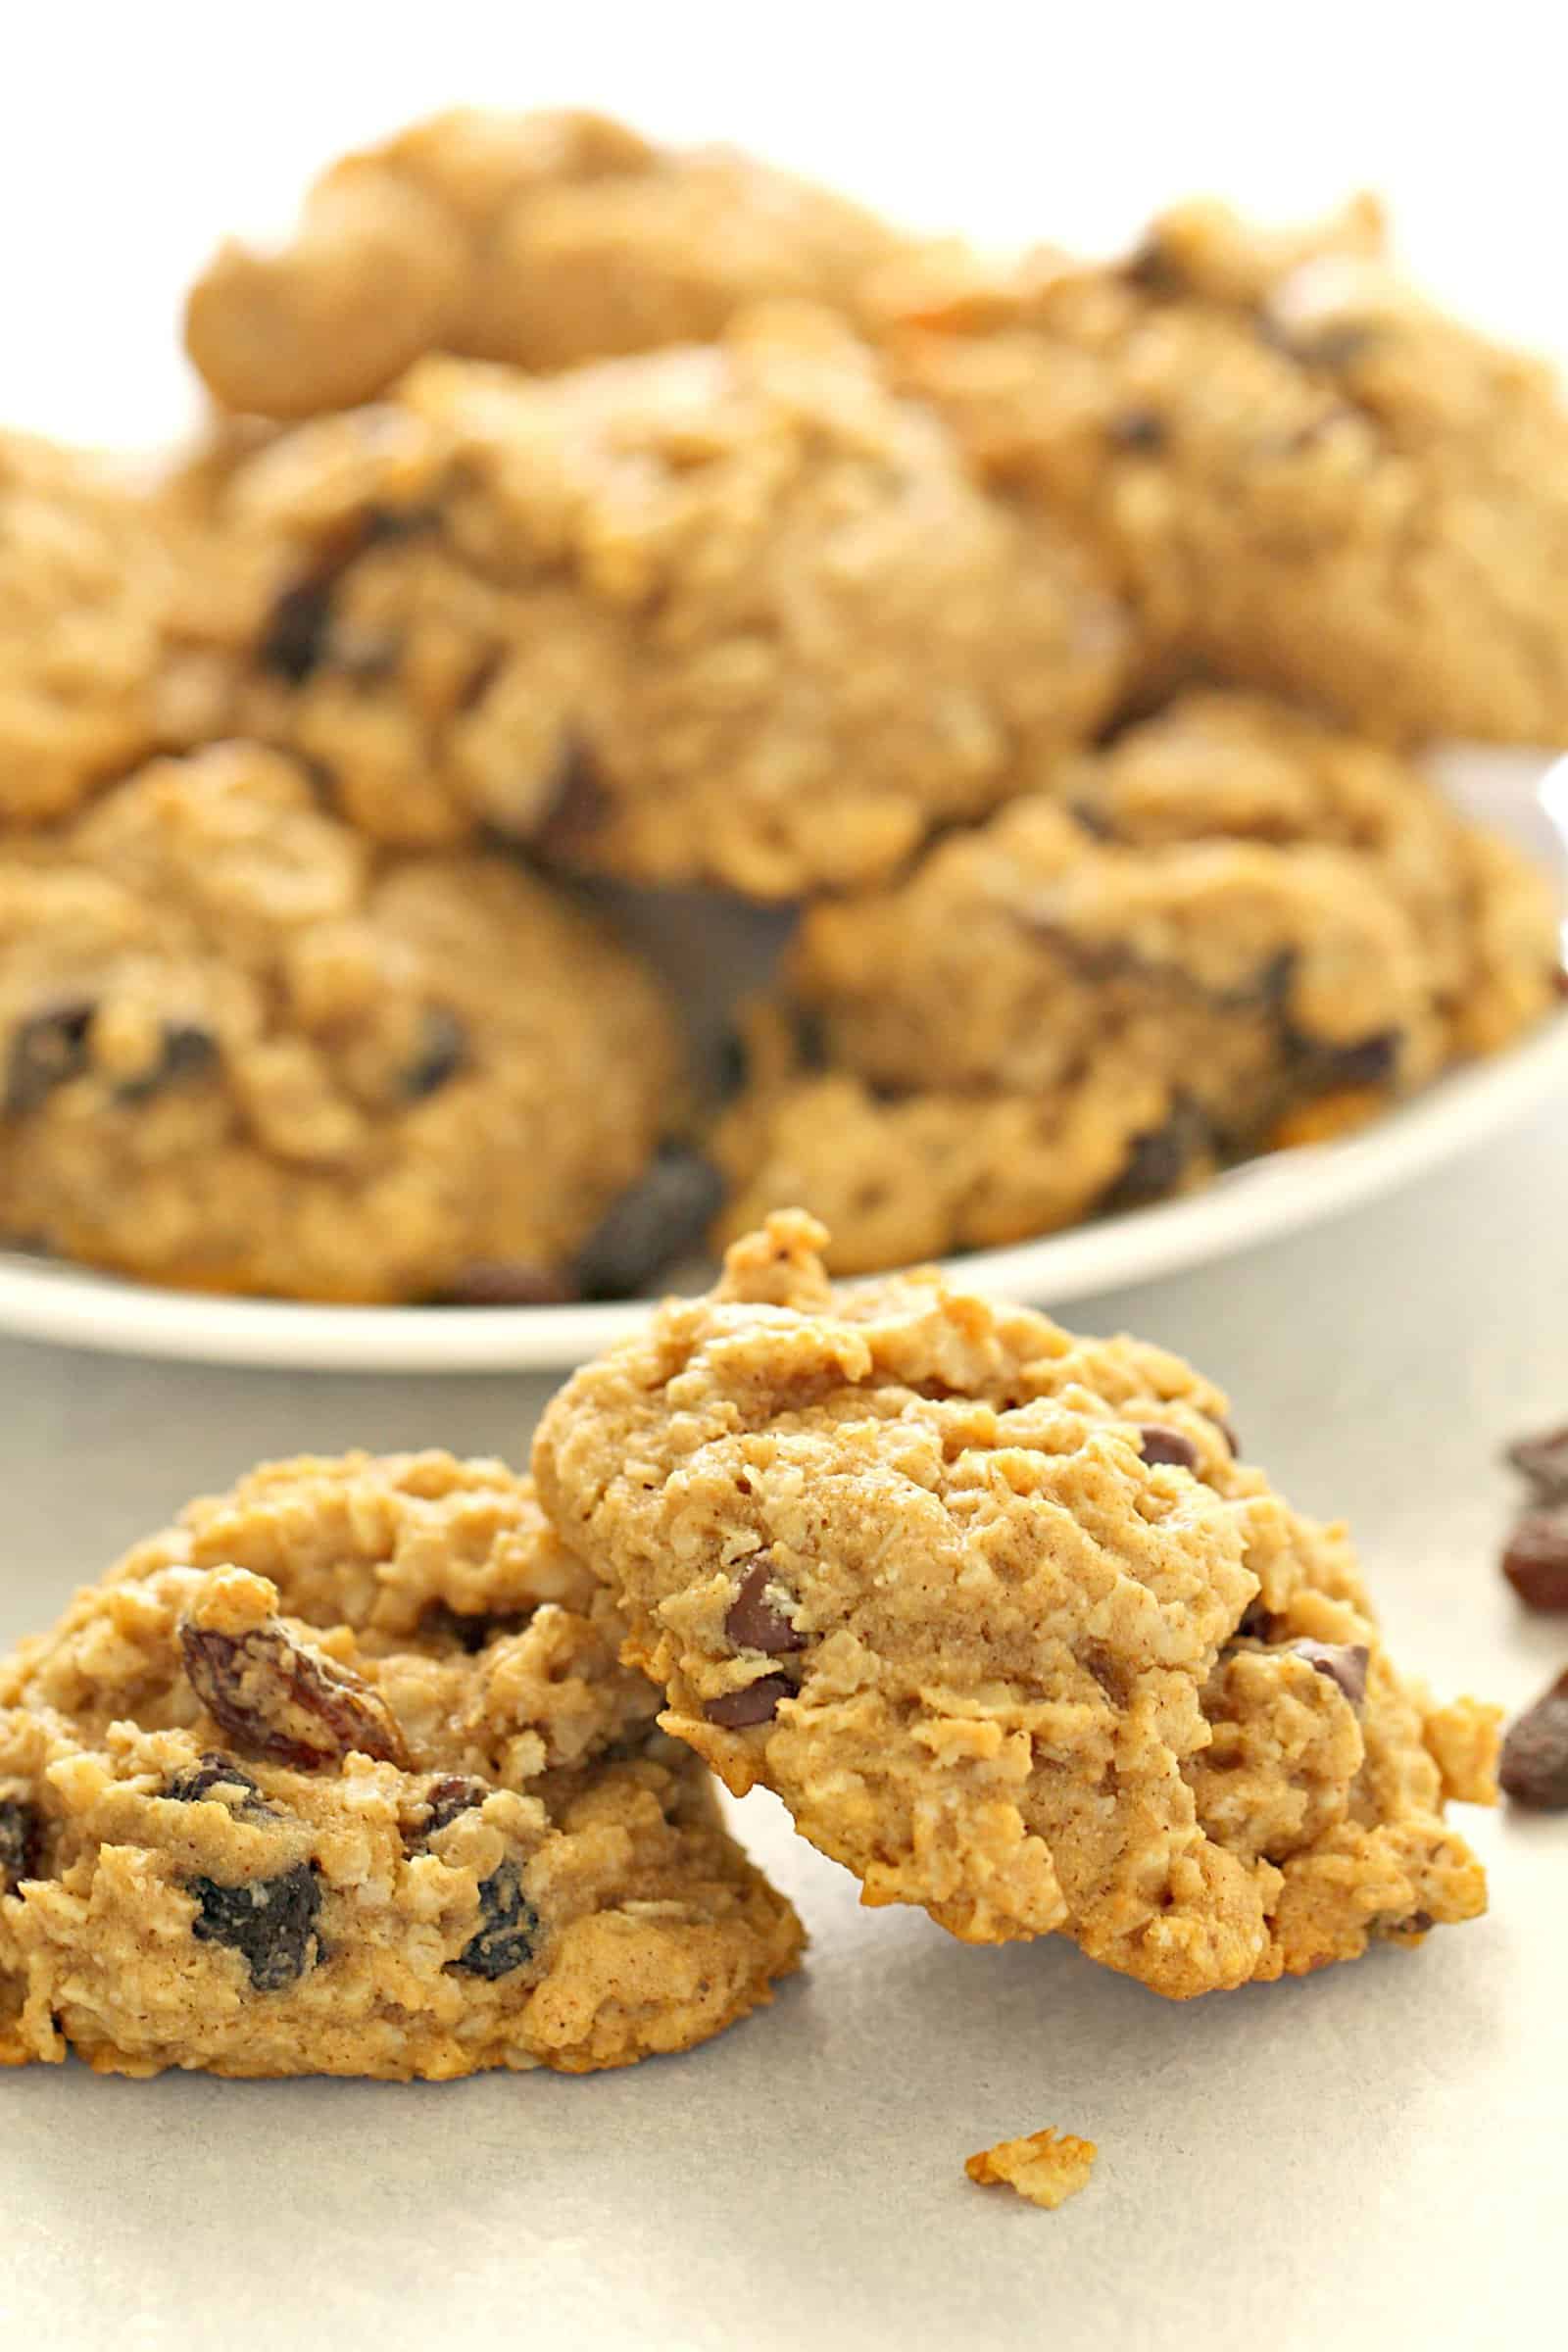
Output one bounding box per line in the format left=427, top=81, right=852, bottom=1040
left=882, top=195, right=1568, bottom=742
left=0, top=740, right=683, bottom=1301
left=712, top=693, right=1560, bottom=1271
left=173, top=306, right=1125, bottom=891
left=533, top=1212, right=1498, bottom=1998
left=184, top=106, right=906, bottom=418
left=0, top=1451, right=803, bottom=2077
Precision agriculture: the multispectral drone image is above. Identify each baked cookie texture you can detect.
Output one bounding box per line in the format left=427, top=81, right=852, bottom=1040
left=881, top=195, right=1568, bottom=742
left=169, top=308, right=1125, bottom=894
left=0, top=1451, right=803, bottom=2078
left=184, top=107, right=906, bottom=418
left=0, top=740, right=682, bottom=1302
left=0, top=434, right=169, bottom=826
left=713, top=692, right=1561, bottom=1272
left=965, top=2128, right=1097, bottom=2209
left=534, top=1213, right=1499, bottom=1999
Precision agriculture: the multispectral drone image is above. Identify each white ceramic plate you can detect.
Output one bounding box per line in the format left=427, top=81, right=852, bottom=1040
left=2, top=749, right=1564, bottom=1373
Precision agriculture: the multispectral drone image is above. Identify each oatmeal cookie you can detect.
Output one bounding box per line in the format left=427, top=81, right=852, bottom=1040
left=174, top=309, right=1124, bottom=891
left=0, top=1451, right=803, bottom=2078
left=534, top=1213, right=1497, bottom=1999
left=184, top=107, right=906, bottom=418
left=882, top=196, right=1568, bottom=741
left=0, top=740, right=683, bottom=1301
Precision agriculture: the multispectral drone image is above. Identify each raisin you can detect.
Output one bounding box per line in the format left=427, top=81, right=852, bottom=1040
left=573, top=1148, right=725, bottom=1300
left=117, top=1019, right=219, bottom=1102
left=1316, top=1030, right=1402, bottom=1089
left=1502, top=1507, right=1568, bottom=1610
left=0, top=1794, right=42, bottom=1891
left=6, top=996, right=95, bottom=1115
left=724, top=1563, right=807, bottom=1655
left=704, top=1676, right=794, bottom=1729
left=166, top=1752, right=270, bottom=1811
left=1102, top=1099, right=1210, bottom=1212
left=260, top=574, right=335, bottom=684
left=179, top=1612, right=409, bottom=1770
left=1137, top=1425, right=1200, bottom=1472
left=440, top=1261, right=580, bottom=1306
left=450, top=1861, right=540, bottom=1979
left=189, top=1862, right=322, bottom=1990
left=400, top=1006, right=468, bottom=1101
left=1107, top=407, right=1167, bottom=452
left=422, top=1776, right=490, bottom=1837
left=1499, top=1670, right=1568, bottom=1810
left=418, top=1602, right=531, bottom=1655
left=1234, top=1596, right=1272, bottom=1642
left=1290, top=1640, right=1370, bottom=1711
left=532, top=735, right=612, bottom=853
left=1506, top=1423, right=1568, bottom=1502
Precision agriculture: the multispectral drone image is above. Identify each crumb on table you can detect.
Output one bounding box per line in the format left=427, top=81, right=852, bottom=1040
left=964, top=2127, right=1097, bottom=2209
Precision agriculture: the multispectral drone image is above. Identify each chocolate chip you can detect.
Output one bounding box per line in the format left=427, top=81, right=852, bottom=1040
left=1108, top=407, right=1167, bottom=452
left=439, top=1261, right=580, bottom=1306
left=1317, top=1030, right=1402, bottom=1088
left=724, top=1563, right=807, bottom=1655
left=1499, top=1669, right=1568, bottom=1810
left=1137, top=1425, right=1200, bottom=1472
left=189, top=1862, right=322, bottom=1989
left=1290, top=1640, right=1370, bottom=1710
left=260, top=575, right=335, bottom=685
left=400, top=1006, right=467, bottom=1101
left=1405, top=1911, right=1435, bottom=1935
left=117, top=1019, right=219, bottom=1102
left=166, top=1753, right=270, bottom=1811
left=450, top=1860, right=540, bottom=1979
left=704, top=1676, right=794, bottom=1729
left=6, top=996, right=95, bottom=1115
left=179, top=1611, right=409, bottom=1771
left=0, top=1795, right=42, bottom=1891
left=1502, top=1507, right=1568, bottom=1610
left=1102, top=1099, right=1209, bottom=1212
left=1506, top=1423, right=1568, bottom=1502
left=573, top=1148, right=725, bottom=1300
left=421, top=1775, right=490, bottom=1837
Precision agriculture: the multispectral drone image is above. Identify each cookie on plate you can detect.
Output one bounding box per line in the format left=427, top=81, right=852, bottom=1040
left=882, top=195, right=1568, bottom=742
left=0, top=1451, right=803, bottom=2077
left=184, top=107, right=906, bottom=418
left=0, top=740, right=683, bottom=1302
left=173, top=307, right=1126, bottom=892
left=534, top=1212, right=1499, bottom=1998
left=711, top=693, right=1561, bottom=1271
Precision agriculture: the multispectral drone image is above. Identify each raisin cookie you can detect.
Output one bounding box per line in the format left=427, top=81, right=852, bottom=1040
left=534, top=1214, right=1498, bottom=1998
left=882, top=196, right=1568, bottom=742
left=711, top=696, right=1560, bottom=1271
left=184, top=106, right=906, bottom=418
left=0, top=1451, right=803, bottom=2078
left=0, top=740, right=683, bottom=1302
left=174, top=307, right=1125, bottom=892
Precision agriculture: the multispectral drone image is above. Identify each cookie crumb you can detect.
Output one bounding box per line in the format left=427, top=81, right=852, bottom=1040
left=964, top=2128, right=1097, bottom=2210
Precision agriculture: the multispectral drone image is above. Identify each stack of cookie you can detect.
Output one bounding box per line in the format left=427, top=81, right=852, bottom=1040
left=1, top=108, right=1564, bottom=1304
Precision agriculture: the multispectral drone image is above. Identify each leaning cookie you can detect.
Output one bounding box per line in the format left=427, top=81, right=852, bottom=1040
left=0, top=741, right=683, bottom=1302
left=184, top=106, right=906, bottom=418
left=0, top=1451, right=803, bottom=2078
left=169, top=306, right=1125, bottom=893
left=534, top=1212, right=1498, bottom=1998
left=882, top=196, right=1568, bottom=743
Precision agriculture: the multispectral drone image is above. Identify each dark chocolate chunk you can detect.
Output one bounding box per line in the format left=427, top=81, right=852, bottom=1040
left=117, top=1019, right=219, bottom=1102
left=0, top=1795, right=42, bottom=1891
left=704, top=1676, right=794, bottom=1730
left=1137, top=1425, right=1200, bottom=1472
left=1102, top=1098, right=1209, bottom=1212
left=573, top=1148, right=725, bottom=1300
left=1107, top=407, right=1167, bottom=452
left=1502, top=1507, right=1568, bottom=1610
left=422, top=1775, right=490, bottom=1837
left=1290, top=1640, right=1370, bottom=1711
left=1506, top=1422, right=1568, bottom=1502
left=724, top=1562, right=807, bottom=1655
left=400, top=1006, right=467, bottom=1101
left=6, top=996, right=95, bottom=1115
left=260, top=575, right=335, bottom=685
left=440, top=1261, right=580, bottom=1307
left=450, top=1860, right=540, bottom=1980
left=179, top=1612, right=408, bottom=1771
left=1499, top=1670, right=1568, bottom=1810
left=166, top=1753, right=269, bottom=1811
left=189, top=1862, right=322, bottom=1989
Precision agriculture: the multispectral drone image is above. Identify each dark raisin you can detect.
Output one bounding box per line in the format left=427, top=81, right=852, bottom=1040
left=6, top=996, right=95, bottom=1115
left=715, top=1026, right=750, bottom=1101
left=1502, top=1507, right=1568, bottom=1610
left=1499, top=1670, right=1568, bottom=1810
left=724, top=1562, right=807, bottom=1655
left=418, top=1601, right=530, bottom=1654
left=450, top=1860, right=540, bottom=1979
left=1102, top=1098, right=1210, bottom=1212
left=1315, top=1030, right=1402, bottom=1089
left=440, top=1261, right=580, bottom=1306
left=1506, top=1423, right=1568, bottom=1502
left=166, top=1752, right=269, bottom=1811
left=0, top=1795, right=42, bottom=1891
left=573, top=1148, right=725, bottom=1300
left=259, top=575, right=336, bottom=684
left=532, top=735, right=612, bottom=853
left=1217, top=1418, right=1242, bottom=1457
left=1290, top=1640, right=1370, bottom=1711
left=179, top=1612, right=408, bottom=1770
left=1125, top=235, right=1182, bottom=294
left=189, top=1862, right=322, bottom=1990
left=1234, top=1596, right=1272, bottom=1641
left=1107, top=407, right=1167, bottom=452
left=117, top=1019, right=219, bottom=1103
left=422, top=1776, right=490, bottom=1837
left=704, top=1676, right=794, bottom=1729
left=400, top=1006, right=468, bottom=1101
left=1137, top=1425, right=1200, bottom=1472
